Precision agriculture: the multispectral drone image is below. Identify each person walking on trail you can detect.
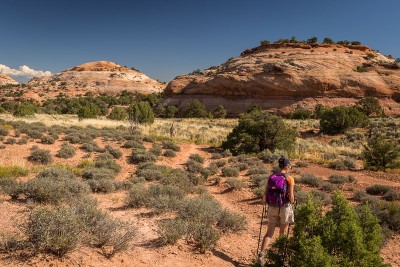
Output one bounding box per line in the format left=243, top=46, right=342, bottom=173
left=258, top=156, right=295, bottom=264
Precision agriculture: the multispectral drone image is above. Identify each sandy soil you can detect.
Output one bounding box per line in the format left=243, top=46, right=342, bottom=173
left=0, top=139, right=399, bottom=267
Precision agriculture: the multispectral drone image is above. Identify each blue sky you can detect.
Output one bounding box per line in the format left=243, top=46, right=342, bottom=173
left=1, top=0, right=399, bottom=82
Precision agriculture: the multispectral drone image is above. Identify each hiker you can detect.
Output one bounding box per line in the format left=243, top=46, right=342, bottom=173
left=169, top=123, right=175, bottom=138
left=258, top=156, right=295, bottom=264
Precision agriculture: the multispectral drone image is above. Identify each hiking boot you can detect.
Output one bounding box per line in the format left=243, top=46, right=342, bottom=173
left=258, top=251, right=267, bottom=266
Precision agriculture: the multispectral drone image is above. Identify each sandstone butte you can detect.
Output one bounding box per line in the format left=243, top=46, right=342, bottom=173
left=24, top=61, right=165, bottom=101
left=0, top=73, right=18, bottom=86
left=164, top=43, right=400, bottom=116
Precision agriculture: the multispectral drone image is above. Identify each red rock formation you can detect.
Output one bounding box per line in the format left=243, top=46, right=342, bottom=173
left=165, top=43, right=400, bottom=115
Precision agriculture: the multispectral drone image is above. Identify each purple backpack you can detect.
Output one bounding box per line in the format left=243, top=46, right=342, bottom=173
left=266, top=173, right=288, bottom=206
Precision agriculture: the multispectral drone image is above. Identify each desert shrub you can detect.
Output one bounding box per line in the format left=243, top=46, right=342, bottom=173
left=251, top=174, right=269, bottom=186
left=383, top=189, right=400, bottom=201
left=142, top=136, right=155, bottom=143
left=189, top=154, right=205, bottom=164
left=57, top=143, right=76, bottom=158
left=328, top=174, right=348, bottom=184
left=26, top=206, right=82, bottom=256
left=107, top=107, right=128, bottom=120
left=269, top=193, right=386, bottom=266
left=290, top=108, right=312, bottom=119
left=297, top=173, right=322, bottom=187
left=295, top=161, right=309, bottom=167
left=26, top=129, right=43, bottom=139
left=81, top=142, right=104, bottom=153
left=162, top=140, right=181, bottom=151
left=258, top=149, right=288, bottom=163
left=128, top=101, right=155, bottom=125
left=225, top=178, right=243, bottom=190
left=122, top=140, right=145, bottom=149
left=125, top=183, right=150, bottom=208
left=366, top=184, right=392, bottom=195
left=130, top=149, right=157, bottom=164
left=184, top=99, right=210, bottom=118
left=309, top=190, right=332, bottom=205
left=160, top=169, right=194, bottom=193
left=320, top=106, right=369, bottom=134
left=136, top=168, right=164, bottom=181
left=363, top=134, right=400, bottom=171
left=356, top=97, right=383, bottom=117
left=320, top=181, right=338, bottom=192
left=163, top=149, right=176, bottom=157
left=221, top=166, right=239, bottom=177
left=94, top=158, right=121, bottom=174
left=0, top=128, right=9, bottom=136
left=233, top=162, right=249, bottom=171
left=247, top=165, right=269, bottom=175
left=207, top=163, right=219, bottom=175
left=213, top=105, right=227, bottom=119
left=24, top=168, right=89, bottom=204
left=147, top=184, right=185, bottom=212
left=329, top=158, right=356, bottom=170
left=40, top=135, right=55, bottom=144
left=217, top=209, right=247, bottom=233
left=17, top=135, right=29, bottom=144
left=157, top=219, right=187, bottom=245
left=190, top=222, right=220, bottom=253
left=28, top=149, right=52, bottom=164
left=82, top=167, right=117, bottom=181
left=215, top=159, right=227, bottom=167
left=211, top=153, right=223, bottom=159
left=223, top=110, right=296, bottom=155
left=149, top=143, right=162, bottom=156
left=86, top=179, right=116, bottom=193
left=105, top=145, right=123, bottom=159
left=178, top=194, right=222, bottom=225
left=4, top=137, right=16, bottom=144
left=221, top=149, right=232, bottom=158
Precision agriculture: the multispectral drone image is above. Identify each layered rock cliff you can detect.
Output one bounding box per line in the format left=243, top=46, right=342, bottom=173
left=25, top=61, right=165, bottom=100
left=165, top=43, right=400, bottom=115
left=0, top=74, right=18, bottom=86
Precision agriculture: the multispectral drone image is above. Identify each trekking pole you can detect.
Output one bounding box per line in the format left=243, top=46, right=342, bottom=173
left=283, top=223, right=291, bottom=267
left=256, top=203, right=267, bottom=256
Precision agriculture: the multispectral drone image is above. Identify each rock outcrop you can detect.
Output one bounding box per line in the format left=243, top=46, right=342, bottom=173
left=164, top=43, right=400, bottom=115
left=0, top=74, right=18, bottom=86
left=26, top=61, right=165, bottom=100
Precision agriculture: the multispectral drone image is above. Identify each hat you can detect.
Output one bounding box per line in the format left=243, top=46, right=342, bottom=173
left=278, top=156, right=291, bottom=167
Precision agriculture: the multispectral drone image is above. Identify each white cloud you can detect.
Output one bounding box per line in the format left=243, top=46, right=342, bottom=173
left=0, top=64, right=52, bottom=78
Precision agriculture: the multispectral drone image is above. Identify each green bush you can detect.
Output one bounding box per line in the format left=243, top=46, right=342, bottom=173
left=24, top=168, right=89, bottom=204
left=130, top=149, right=157, bottom=164
left=28, top=149, right=52, bottom=164
left=225, top=178, right=243, bottom=190
left=213, top=105, right=227, bottom=119
left=128, top=101, right=154, bottom=125
left=320, top=106, right=369, bottom=134
left=366, top=184, right=392, bottom=195
left=149, top=143, right=162, bottom=156
left=329, top=158, right=356, bottom=170
left=290, top=108, right=312, bottom=119
left=363, top=134, right=400, bottom=171
left=107, top=107, right=128, bottom=120
left=267, top=193, right=386, bottom=266
left=157, top=219, right=187, bottom=245
left=105, top=145, right=123, bottom=159
left=26, top=206, right=82, bottom=256
left=40, top=135, right=55, bottom=144
left=162, top=140, right=181, bottom=151
left=356, top=97, right=384, bottom=117
left=163, top=149, right=176, bottom=157
left=57, top=143, right=76, bottom=158
left=223, top=110, right=296, bottom=154
left=189, top=154, right=205, bottom=164
left=221, top=166, right=239, bottom=177
left=13, top=102, right=38, bottom=117
left=184, top=99, right=210, bottom=118
left=297, top=173, right=322, bottom=187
